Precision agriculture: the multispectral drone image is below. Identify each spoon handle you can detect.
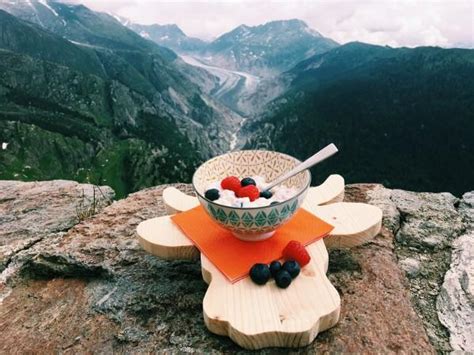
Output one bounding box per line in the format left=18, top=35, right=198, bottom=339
left=265, top=143, right=338, bottom=191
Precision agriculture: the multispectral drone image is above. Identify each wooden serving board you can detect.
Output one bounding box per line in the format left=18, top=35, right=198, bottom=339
left=136, top=175, right=382, bottom=349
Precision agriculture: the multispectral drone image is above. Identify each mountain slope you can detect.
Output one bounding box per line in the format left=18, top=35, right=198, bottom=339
left=0, top=1, right=242, bottom=128
left=0, top=5, right=239, bottom=196
left=245, top=43, right=474, bottom=195
left=0, top=0, right=174, bottom=56
left=201, top=19, right=338, bottom=76
left=0, top=8, right=104, bottom=77
left=0, top=48, right=201, bottom=197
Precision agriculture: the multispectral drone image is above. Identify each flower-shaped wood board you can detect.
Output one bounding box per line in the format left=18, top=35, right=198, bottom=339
left=136, top=175, right=382, bottom=349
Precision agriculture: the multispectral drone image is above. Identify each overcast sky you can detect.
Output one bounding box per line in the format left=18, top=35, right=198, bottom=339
left=69, top=0, right=473, bottom=48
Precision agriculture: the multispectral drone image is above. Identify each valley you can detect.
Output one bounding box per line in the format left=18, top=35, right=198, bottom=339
left=180, top=54, right=258, bottom=149
left=180, top=55, right=260, bottom=111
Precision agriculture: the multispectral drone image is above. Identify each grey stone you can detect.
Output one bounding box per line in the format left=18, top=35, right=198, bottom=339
left=399, top=257, right=421, bottom=278
left=390, top=189, right=463, bottom=250
left=460, top=191, right=474, bottom=231
left=366, top=184, right=400, bottom=233
left=437, top=233, right=474, bottom=351
left=0, top=180, right=114, bottom=271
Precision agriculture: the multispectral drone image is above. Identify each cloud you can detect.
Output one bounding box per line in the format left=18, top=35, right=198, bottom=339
left=69, top=0, right=474, bottom=47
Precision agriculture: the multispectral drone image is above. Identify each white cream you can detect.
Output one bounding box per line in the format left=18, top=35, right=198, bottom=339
left=207, top=176, right=298, bottom=208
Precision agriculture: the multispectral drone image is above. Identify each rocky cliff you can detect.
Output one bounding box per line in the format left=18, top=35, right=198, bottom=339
left=0, top=180, right=472, bottom=353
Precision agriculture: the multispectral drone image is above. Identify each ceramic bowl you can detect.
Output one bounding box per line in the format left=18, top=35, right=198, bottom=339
left=192, top=150, right=311, bottom=241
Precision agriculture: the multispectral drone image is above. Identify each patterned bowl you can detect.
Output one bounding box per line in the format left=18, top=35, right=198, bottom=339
left=192, top=150, right=311, bottom=241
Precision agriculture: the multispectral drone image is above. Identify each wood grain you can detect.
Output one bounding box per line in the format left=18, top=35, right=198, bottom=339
left=303, top=174, right=345, bottom=206
left=136, top=217, right=199, bottom=260
left=200, top=240, right=340, bottom=348
left=303, top=201, right=383, bottom=249
left=162, top=186, right=199, bottom=215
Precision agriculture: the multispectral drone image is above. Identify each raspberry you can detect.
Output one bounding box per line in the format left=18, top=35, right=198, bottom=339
left=282, top=240, right=311, bottom=266
left=221, top=176, right=241, bottom=193
left=237, top=185, right=260, bottom=202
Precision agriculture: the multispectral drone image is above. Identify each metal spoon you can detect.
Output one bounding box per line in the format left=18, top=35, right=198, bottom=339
left=264, top=143, right=339, bottom=191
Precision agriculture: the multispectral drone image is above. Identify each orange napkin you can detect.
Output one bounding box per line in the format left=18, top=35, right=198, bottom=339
left=171, top=206, right=334, bottom=283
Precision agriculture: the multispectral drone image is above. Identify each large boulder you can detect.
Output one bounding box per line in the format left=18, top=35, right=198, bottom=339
left=2, top=181, right=472, bottom=353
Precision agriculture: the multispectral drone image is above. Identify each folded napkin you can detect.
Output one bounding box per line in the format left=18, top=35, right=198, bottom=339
left=171, top=206, right=333, bottom=283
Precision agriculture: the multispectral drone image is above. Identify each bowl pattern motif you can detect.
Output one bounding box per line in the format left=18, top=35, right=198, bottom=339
left=193, top=150, right=311, bottom=240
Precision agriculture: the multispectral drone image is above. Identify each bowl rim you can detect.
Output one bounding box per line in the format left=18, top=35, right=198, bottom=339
left=192, top=150, right=312, bottom=210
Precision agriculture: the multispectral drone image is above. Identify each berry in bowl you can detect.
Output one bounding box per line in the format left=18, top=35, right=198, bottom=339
left=192, top=150, right=311, bottom=241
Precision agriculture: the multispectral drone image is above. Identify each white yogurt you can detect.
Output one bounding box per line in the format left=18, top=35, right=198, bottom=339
left=207, top=176, right=298, bottom=208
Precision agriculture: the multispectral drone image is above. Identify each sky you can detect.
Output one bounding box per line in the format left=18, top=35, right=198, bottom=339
left=68, top=0, right=474, bottom=48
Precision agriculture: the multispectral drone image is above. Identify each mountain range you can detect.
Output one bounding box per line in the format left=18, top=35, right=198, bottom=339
left=197, top=19, right=338, bottom=76
left=244, top=43, right=474, bottom=195
left=0, top=0, right=473, bottom=197
left=127, top=18, right=338, bottom=77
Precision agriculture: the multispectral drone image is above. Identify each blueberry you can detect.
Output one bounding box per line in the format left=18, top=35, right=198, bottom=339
left=282, top=260, right=300, bottom=279
left=241, top=177, right=256, bottom=187
left=269, top=260, right=282, bottom=277
left=260, top=190, right=273, bottom=199
left=204, top=188, right=220, bottom=201
left=275, top=270, right=292, bottom=288
left=249, top=263, right=271, bottom=285
left=270, top=201, right=280, bottom=206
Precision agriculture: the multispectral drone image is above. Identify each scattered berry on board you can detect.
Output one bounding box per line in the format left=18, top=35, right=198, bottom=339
left=275, top=270, right=292, bottom=288
left=241, top=177, right=256, bottom=187
left=282, top=240, right=311, bottom=266
left=237, top=185, right=260, bottom=202
left=204, top=188, right=220, bottom=201
left=221, top=176, right=241, bottom=193
left=259, top=190, right=273, bottom=199
left=249, top=259, right=302, bottom=287
left=269, top=260, right=282, bottom=277
left=249, top=263, right=271, bottom=285
left=282, top=260, right=301, bottom=278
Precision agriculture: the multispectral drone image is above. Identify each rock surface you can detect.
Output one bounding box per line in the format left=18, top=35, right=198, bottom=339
left=367, top=185, right=474, bottom=352
left=437, top=234, right=474, bottom=351
left=0, top=180, right=114, bottom=272
left=0, top=180, right=472, bottom=352
left=435, top=190, right=474, bottom=351
left=460, top=191, right=474, bottom=230
left=399, top=257, right=421, bottom=278
left=390, top=189, right=463, bottom=250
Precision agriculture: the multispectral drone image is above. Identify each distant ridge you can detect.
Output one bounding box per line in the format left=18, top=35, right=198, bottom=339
left=120, top=17, right=339, bottom=76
